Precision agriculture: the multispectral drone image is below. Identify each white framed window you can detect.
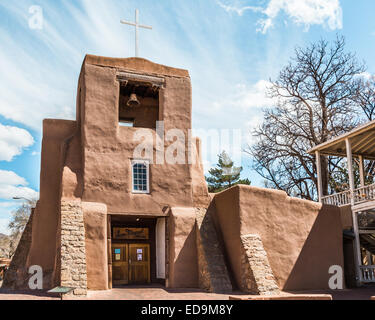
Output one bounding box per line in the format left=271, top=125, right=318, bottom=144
left=132, top=160, right=150, bottom=194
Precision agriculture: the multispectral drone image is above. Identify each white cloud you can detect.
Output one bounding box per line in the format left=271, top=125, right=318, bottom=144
left=0, top=170, right=39, bottom=200
left=213, top=80, right=275, bottom=110
left=0, top=2, right=80, bottom=130
left=0, top=201, right=17, bottom=208
left=219, top=0, right=343, bottom=33
left=0, top=218, right=10, bottom=235
left=217, top=1, right=262, bottom=16
left=0, top=124, right=34, bottom=161
left=260, top=0, right=343, bottom=33
left=359, top=72, right=374, bottom=81
left=0, top=201, right=19, bottom=235
left=245, top=115, right=264, bottom=147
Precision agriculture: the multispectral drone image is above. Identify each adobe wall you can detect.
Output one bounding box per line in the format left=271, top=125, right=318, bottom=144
left=340, top=205, right=353, bottom=230
left=78, top=58, right=210, bottom=215
left=7, top=56, right=209, bottom=291
left=167, top=207, right=199, bottom=288
left=82, top=202, right=108, bottom=290
left=27, top=119, right=77, bottom=288
left=213, top=185, right=344, bottom=291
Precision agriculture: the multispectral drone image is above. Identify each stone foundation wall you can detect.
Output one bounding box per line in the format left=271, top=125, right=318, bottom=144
left=240, top=234, right=280, bottom=295
left=60, top=200, right=87, bottom=296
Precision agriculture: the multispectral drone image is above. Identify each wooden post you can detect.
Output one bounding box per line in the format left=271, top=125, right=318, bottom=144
left=359, top=155, right=365, bottom=188
left=352, top=210, right=363, bottom=286
left=347, top=138, right=362, bottom=285
left=315, top=151, right=323, bottom=202
left=107, top=215, right=113, bottom=290
left=346, top=139, right=355, bottom=203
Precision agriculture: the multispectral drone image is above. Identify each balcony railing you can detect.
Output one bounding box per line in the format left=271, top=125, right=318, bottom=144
left=354, top=184, right=375, bottom=204
left=321, top=190, right=351, bottom=207
left=360, top=266, right=375, bottom=283
left=321, top=183, right=375, bottom=207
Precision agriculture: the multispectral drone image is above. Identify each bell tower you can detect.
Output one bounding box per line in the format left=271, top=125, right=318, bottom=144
left=117, top=72, right=164, bottom=128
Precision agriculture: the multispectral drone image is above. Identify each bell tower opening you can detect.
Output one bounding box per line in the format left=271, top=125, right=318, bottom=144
left=118, top=79, right=160, bottom=129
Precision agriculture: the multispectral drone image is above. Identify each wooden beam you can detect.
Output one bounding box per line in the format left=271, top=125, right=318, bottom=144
left=318, top=151, right=375, bottom=161
left=307, top=122, right=375, bottom=155
left=352, top=132, right=374, bottom=149
left=356, top=135, right=375, bottom=153
left=315, top=151, right=323, bottom=202
left=353, top=199, right=375, bottom=212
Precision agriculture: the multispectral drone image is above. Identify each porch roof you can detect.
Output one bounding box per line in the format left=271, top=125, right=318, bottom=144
left=307, top=120, right=375, bottom=160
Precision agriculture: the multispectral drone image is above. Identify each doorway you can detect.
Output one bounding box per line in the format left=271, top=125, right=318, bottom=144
left=110, top=215, right=165, bottom=287
left=112, top=243, right=150, bottom=285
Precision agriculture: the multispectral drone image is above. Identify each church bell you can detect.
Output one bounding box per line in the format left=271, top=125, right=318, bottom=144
left=127, top=93, right=141, bottom=107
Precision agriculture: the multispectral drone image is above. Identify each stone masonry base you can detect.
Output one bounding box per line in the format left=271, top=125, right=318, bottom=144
left=60, top=200, right=87, bottom=296
left=240, top=234, right=280, bottom=295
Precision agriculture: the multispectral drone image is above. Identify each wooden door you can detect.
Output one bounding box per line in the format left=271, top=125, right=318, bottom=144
left=128, top=244, right=150, bottom=284
left=112, top=244, right=129, bottom=285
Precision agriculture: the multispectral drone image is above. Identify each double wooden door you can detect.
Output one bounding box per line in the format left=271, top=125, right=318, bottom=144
left=112, top=243, right=150, bottom=285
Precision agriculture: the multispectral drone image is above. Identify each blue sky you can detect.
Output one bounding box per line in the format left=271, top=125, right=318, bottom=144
left=0, top=0, right=375, bottom=234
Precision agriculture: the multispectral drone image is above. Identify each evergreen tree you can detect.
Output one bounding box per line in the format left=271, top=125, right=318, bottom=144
left=206, top=151, right=251, bottom=193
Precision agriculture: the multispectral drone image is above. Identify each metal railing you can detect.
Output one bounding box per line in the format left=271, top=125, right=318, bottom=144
left=360, top=266, right=375, bottom=283
left=322, top=183, right=375, bottom=207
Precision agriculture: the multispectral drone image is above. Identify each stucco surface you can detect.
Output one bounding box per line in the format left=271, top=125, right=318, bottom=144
left=79, top=62, right=209, bottom=215
left=85, top=55, right=189, bottom=78
left=213, top=185, right=344, bottom=291
left=82, top=202, right=108, bottom=290
left=340, top=205, right=353, bottom=230
left=168, top=207, right=199, bottom=288
left=15, top=56, right=210, bottom=291
left=27, top=120, right=77, bottom=288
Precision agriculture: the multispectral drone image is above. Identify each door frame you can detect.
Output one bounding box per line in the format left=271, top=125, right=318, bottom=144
left=110, top=218, right=156, bottom=286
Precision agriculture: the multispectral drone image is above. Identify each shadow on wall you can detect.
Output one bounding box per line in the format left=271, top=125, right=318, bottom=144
left=283, top=206, right=344, bottom=291
left=173, top=226, right=199, bottom=288
left=206, top=201, right=238, bottom=290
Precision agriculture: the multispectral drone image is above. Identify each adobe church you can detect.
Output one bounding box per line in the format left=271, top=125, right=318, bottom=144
left=3, top=55, right=346, bottom=296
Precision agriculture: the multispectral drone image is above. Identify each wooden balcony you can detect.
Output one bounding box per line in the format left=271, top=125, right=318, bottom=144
left=307, top=120, right=375, bottom=285
left=322, top=183, right=375, bottom=207
left=360, top=266, right=375, bottom=283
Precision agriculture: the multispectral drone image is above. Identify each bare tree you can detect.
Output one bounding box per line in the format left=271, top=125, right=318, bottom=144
left=6, top=200, right=36, bottom=258
left=356, top=75, right=375, bottom=121
left=248, top=36, right=366, bottom=200
left=352, top=75, right=375, bottom=184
